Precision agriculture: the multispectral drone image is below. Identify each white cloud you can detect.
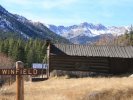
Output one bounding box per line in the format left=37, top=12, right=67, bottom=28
left=1, top=0, right=77, bottom=9
left=1, top=0, right=33, bottom=5
left=100, top=0, right=132, bottom=6
left=41, top=0, right=77, bottom=9
left=18, top=11, right=83, bottom=26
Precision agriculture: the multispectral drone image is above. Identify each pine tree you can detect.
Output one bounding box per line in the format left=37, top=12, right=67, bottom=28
left=8, top=39, right=15, bottom=57
left=26, top=48, right=36, bottom=67
left=0, top=38, right=47, bottom=67
left=129, top=25, right=133, bottom=45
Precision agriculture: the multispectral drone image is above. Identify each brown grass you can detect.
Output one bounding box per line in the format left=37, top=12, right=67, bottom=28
left=0, top=76, right=133, bottom=100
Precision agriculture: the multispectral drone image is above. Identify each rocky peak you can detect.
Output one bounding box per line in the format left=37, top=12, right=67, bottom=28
left=0, top=5, right=8, bottom=14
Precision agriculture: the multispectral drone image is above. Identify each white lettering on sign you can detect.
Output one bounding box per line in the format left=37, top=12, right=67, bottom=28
left=0, top=69, right=39, bottom=75
left=32, top=63, right=47, bottom=69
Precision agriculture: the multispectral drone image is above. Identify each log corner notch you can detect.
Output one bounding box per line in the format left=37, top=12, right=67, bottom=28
left=16, top=61, right=24, bottom=100
left=46, top=40, right=51, bottom=78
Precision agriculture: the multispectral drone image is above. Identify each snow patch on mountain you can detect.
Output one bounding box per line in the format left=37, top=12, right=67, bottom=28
left=14, top=14, right=29, bottom=23
left=48, top=23, right=128, bottom=39
left=0, top=17, right=13, bottom=31
left=47, top=22, right=129, bottom=44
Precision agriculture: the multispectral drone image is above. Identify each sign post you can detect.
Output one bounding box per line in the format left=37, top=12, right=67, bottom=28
left=0, top=61, right=46, bottom=100
left=16, top=61, right=24, bottom=100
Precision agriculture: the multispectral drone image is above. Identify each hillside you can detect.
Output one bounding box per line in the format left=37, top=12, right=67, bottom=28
left=1, top=77, right=133, bottom=100
left=0, top=5, right=70, bottom=43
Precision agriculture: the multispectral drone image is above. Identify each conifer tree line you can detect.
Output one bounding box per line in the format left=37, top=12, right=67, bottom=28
left=111, top=25, right=133, bottom=46
left=125, top=25, right=133, bottom=45
left=0, top=38, right=47, bottom=67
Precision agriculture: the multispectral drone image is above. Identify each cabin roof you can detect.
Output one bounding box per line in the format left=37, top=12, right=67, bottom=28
left=50, top=44, right=133, bottom=58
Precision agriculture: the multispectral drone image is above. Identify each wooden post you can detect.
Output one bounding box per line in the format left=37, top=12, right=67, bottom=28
left=16, top=61, right=24, bottom=100
left=46, top=45, right=50, bottom=78
left=46, top=40, right=51, bottom=78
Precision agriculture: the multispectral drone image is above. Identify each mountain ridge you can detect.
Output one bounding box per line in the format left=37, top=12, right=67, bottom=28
left=47, top=22, right=129, bottom=44
left=0, top=5, right=70, bottom=43
left=0, top=5, right=130, bottom=44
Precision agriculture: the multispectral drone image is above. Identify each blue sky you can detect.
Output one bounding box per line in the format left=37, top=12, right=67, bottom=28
left=0, top=0, right=133, bottom=26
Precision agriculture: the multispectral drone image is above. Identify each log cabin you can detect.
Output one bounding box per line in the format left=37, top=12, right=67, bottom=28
left=46, top=43, right=133, bottom=74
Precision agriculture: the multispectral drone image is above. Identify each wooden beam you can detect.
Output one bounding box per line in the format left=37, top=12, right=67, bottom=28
left=47, top=44, right=50, bottom=78
left=16, top=61, right=24, bottom=100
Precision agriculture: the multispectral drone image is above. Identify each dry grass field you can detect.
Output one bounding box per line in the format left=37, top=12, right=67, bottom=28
left=0, top=76, right=133, bottom=100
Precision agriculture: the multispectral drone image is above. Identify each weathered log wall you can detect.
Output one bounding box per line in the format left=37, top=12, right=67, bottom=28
left=49, top=55, right=132, bottom=74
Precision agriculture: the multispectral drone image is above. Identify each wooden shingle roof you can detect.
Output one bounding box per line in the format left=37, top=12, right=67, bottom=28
left=50, top=44, right=133, bottom=58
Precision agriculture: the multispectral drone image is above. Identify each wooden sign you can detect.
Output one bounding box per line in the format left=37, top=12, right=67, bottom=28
left=0, top=61, right=47, bottom=100
left=0, top=68, right=42, bottom=75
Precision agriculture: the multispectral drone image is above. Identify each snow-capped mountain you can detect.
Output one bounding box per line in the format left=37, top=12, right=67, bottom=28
left=0, top=5, right=129, bottom=44
left=48, top=22, right=129, bottom=44
left=0, top=5, right=69, bottom=43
